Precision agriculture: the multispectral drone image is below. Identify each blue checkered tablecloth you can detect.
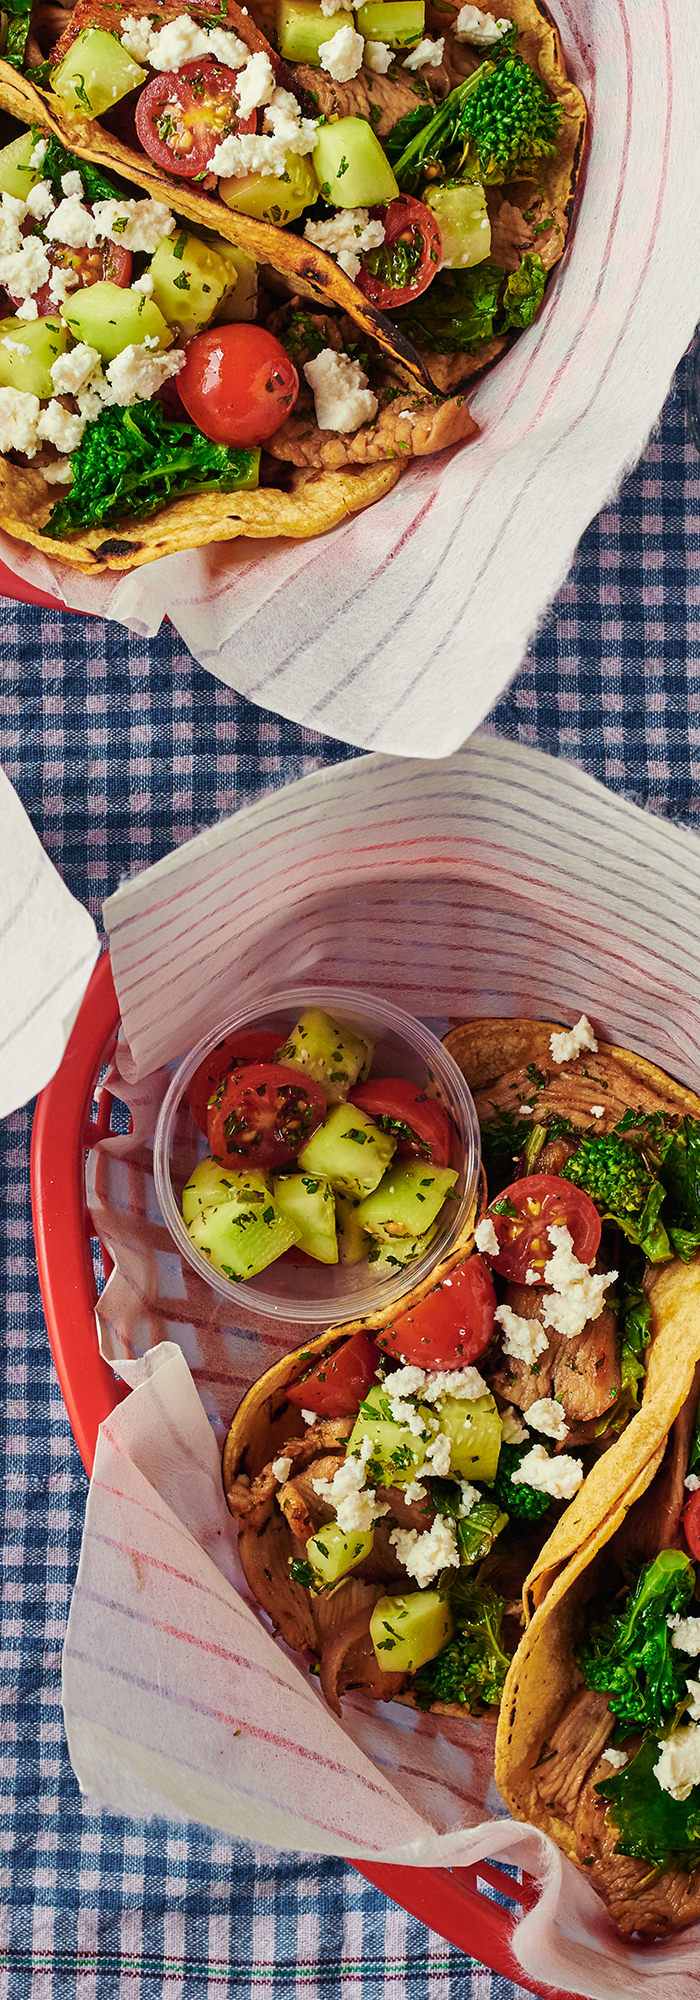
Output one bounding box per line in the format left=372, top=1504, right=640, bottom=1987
left=1, top=342, right=699, bottom=1999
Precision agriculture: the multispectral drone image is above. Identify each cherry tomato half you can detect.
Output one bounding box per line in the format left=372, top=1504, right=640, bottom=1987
left=482, top=1174, right=602, bottom=1286
left=287, top=1330, right=381, bottom=1418
left=356, top=196, right=441, bottom=310
left=684, top=1489, right=700, bottom=1562
left=8, top=217, right=131, bottom=318
left=377, top=1255, right=497, bottom=1371
left=177, top=323, right=299, bottom=446
left=349, top=1077, right=453, bottom=1167
left=135, top=58, right=257, bottom=178
left=188, top=1029, right=282, bottom=1135
left=207, top=1060, right=326, bottom=1170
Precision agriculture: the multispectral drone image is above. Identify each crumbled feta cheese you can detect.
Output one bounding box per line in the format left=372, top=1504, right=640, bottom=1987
left=454, top=4, right=511, bottom=45
left=686, top=1475, right=700, bottom=1492
left=526, top=1397, right=569, bottom=1442
left=37, top=400, right=86, bottom=452
left=668, top=1614, right=700, bottom=1657
left=15, top=299, right=38, bottom=321
left=235, top=50, right=277, bottom=114
left=120, top=12, right=157, bottom=61
left=125, top=12, right=247, bottom=71
left=2, top=336, right=30, bottom=359
left=318, top=22, right=364, bottom=79
left=45, top=197, right=98, bottom=250
left=541, top=1223, right=617, bottom=1340
left=146, top=11, right=212, bottom=64
left=301, top=1408, right=317, bottom=1425
left=590, top=1105, right=605, bottom=1118
left=403, top=35, right=444, bottom=66
left=511, top=1444, right=583, bottom=1500
left=312, top=1449, right=389, bottom=1532
left=263, top=87, right=319, bottom=156
left=495, top=1302, right=549, bottom=1365
left=458, top=1480, right=480, bottom=1516
left=654, top=1725, right=700, bottom=1801
left=601, top=1745, right=628, bottom=1768
left=363, top=38, right=393, bottom=70
left=518, top=1104, right=533, bottom=1115
left=320, top=0, right=353, bottom=13
left=304, top=207, right=385, bottom=280
left=397, top=407, right=416, bottom=422
left=500, top=1406, right=528, bottom=1445
left=142, top=334, right=161, bottom=350
left=402, top=1479, right=427, bottom=1504
left=304, top=348, right=378, bottom=433
left=425, top=1432, right=451, bottom=1476
left=475, top=1216, right=500, bottom=1257
left=50, top=342, right=101, bottom=396
left=205, top=25, right=250, bottom=64
left=524, top=1267, right=539, bottom=1285
left=0, top=386, right=40, bottom=456
left=25, top=180, right=55, bottom=220
left=0, top=193, right=26, bottom=257
left=29, top=137, right=48, bottom=170
left=42, top=457, right=73, bottom=484
left=389, top=1515, right=459, bottom=1586
left=104, top=343, right=185, bottom=406
left=385, top=1391, right=432, bottom=1436
left=48, top=266, right=79, bottom=305
left=132, top=271, right=155, bottom=296
left=385, top=1365, right=427, bottom=1398
left=0, top=234, right=50, bottom=302
left=61, top=171, right=84, bottom=198
left=209, top=130, right=285, bottom=177
left=421, top=1366, right=490, bottom=1404
left=91, top=198, right=175, bottom=254
left=687, top=1679, right=700, bottom=1721
left=272, top=1454, right=293, bottom=1483
left=549, top=1014, right=598, bottom=1065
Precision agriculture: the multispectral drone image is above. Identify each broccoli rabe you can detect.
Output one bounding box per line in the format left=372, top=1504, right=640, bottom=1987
left=430, top=1483, right=508, bottom=1563
left=596, top=1734, right=700, bottom=1874
left=492, top=1442, right=550, bottom=1521
left=412, top=1581, right=509, bottom=1709
left=457, top=50, right=562, bottom=183
left=562, top=1126, right=674, bottom=1262
left=577, top=1550, right=695, bottom=1734
left=47, top=401, right=260, bottom=538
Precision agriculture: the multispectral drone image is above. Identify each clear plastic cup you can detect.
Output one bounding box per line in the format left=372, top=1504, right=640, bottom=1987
left=153, top=985, right=481, bottom=1324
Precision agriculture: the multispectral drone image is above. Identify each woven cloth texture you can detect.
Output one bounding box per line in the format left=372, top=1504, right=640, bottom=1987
left=1, top=344, right=699, bottom=1999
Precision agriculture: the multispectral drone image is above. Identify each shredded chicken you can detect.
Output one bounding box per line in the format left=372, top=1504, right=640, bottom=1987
left=292, top=61, right=430, bottom=136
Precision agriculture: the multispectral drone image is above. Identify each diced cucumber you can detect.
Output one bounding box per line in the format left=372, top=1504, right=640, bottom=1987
left=219, top=150, right=319, bottom=226
left=348, top=1381, right=433, bottom=1486
left=188, top=1181, right=301, bottom=1280
left=273, top=1172, right=338, bottom=1264
left=314, top=119, right=399, bottom=210
left=435, top=1393, right=501, bottom=1482
left=207, top=239, right=258, bottom=322
left=147, top=231, right=235, bottom=339
left=308, top=1521, right=374, bottom=1584
left=275, top=1007, right=373, bottom=1106
left=181, top=1155, right=257, bottom=1225
left=278, top=0, right=332, bottom=65
left=370, top=1590, right=453, bottom=1672
left=366, top=1222, right=438, bottom=1275
left=335, top=1193, right=370, bottom=1265
left=0, top=316, right=69, bottom=399
left=356, top=0, right=424, bottom=45
left=355, top=1161, right=458, bottom=1240
left=0, top=131, right=46, bottom=201
left=62, top=283, right=173, bottom=361
left=425, top=182, right=491, bottom=268
left=51, top=29, right=147, bottom=118
left=299, top=1104, right=395, bottom=1202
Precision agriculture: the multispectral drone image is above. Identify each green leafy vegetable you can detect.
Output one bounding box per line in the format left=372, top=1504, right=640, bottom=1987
left=616, top=1262, right=653, bottom=1410
left=596, top=1734, right=700, bottom=1873
left=2, top=0, right=32, bottom=71
left=288, top=1557, right=319, bottom=1589
left=396, top=262, right=506, bottom=354
left=576, top=1551, right=696, bottom=1734
left=47, top=401, right=260, bottom=538
left=562, top=1129, right=673, bottom=1263
left=492, top=1442, right=551, bottom=1521
left=499, top=253, right=546, bottom=331
left=412, top=1580, right=510, bottom=1708
left=479, top=1107, right=576, bottom=1194
left=33, top=130, right=129, bottom=204
left=660, top=1117, right=700, bottom=1261
left=429, top=1484, right=508, bottom=1563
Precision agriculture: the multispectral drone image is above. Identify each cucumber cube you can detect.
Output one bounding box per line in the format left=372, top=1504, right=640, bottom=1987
left=181, top=1155, right=256, bottom=1224
left=366, top=1221, right=438, bottom=1275
left=52, top=29, right=147, bottom=118
left=348, top=1381, right=433, bottom=1486
left=220, top=150, right=319, bottom=226
left=0, top=317, right=69, bottom=400
left=436, top=1393, right=501, bottom=1482
left=147, top=232, right=235, bottom=339
left=313, top=119, right=399, bottom=210
left=335, top=1193, right=370, bottom=1266
left=299, top=1104, right=395, bottom=1202
left=355, top=1161, right=458, bottom=1240
left=425, top=182, right=491, bottom=268
left=207, top=239, right=258, bottom=322
left=189, top=1182, right=301, bottom=1280
left=275, top=1007, right=373, bottom=1106
left=277, top=0, right=331, bottom=65
left=0, top=131, right=47, bottom=201
left=62, top=282, right=173, bottom=361
left=356, top=0, right=424, bottom=45
left=370, top=1590, right=453, bottom=1673
left=308, top=1521, right=374, bottom=1584
left=273, top=1172, right=338, bottom=1264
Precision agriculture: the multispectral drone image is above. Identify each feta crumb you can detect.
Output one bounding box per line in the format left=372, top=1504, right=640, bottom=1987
left=384, top=1390, right=432, bottom=1437
left=654, top=1724, right=700, bottom=1801
left=601, top=1745, right=628, bottom=1769
left=48, top=267, right=79, bottom=305
left=397, top=407, right=416, bottom=422
left=125, top=12, right=248, bottom=71
left=37, top=400, right=86, bottom=452
left=132, top=272, right=155, bottom=296
left=320, top=0, right=353, bottom=13
left=686, top=1475, right=700, bottom=1493
left=45, top=197, right=98, bottom=250
left=0, top=386, right=40, bottom=456
left=363, top=38, right=393, bottom=70
left=0, top=192, right=26, bottom=257
left=518, top=1104, right=533, bottom=1115
left=386, top=1364, right=427, bottom=1398
left=205, top=25, right=249, bottom=64
left=511, top=1444, right=583, bottom=1500
left=475, top=1216, right=500, bottom=1257
left=0, top=235, right=50, bottom=302
left=304, top=207, right=384, bottom=281
left=549, top=1014, right=598, bottom=1065
left=236, top=50, right=277, bottom=115
left=50, top=342, right=101, bottom=396
left=524, top=1267, right=539, bottom=1285
left=1, top=336, right=30, bottom=359
left=61, top=171, right=84, bottom=198
left=687, top=1679, right=700, bottom=1721
left=668, top=1614, right=700, bottom=1658
left=455, top=4, right=511, bottom=45
left=304, top=348, right=377, bottom=433
left=301, top=1408, right=317, bottom=1424
left=210, top=130, right=286, bottom=178
left=495, top=1302, right=548, bottom=1366
left=500, top=1406, right=528, bottom=1445
left=541, top=1223, right=617, bottom=1340
left=272, top=1454, right=293, bottom=1483
left=425, top=1432, right=451, bottom=1476
left=91, top=198, right=175, bottom=254
left=590, top=1105, right=605, bottom=1118
left=389, top=1515, right=459, bottom=1586
left=263, top=88, right=319, bottom=157
left=142, top=334, right=161, bottom=350
left=29, top=137, right=48, bottom=169
left=421, top=1366, right=489, bottom=1403
left=403, top=35, right=444, bottom=66
left=458, top=1479, right=480, bottom=1516
left=526, top=1397, right=569, bottom=1442
left=318, top=21, right=365, bottom=79
left=42, top=457, right=73, bottom=485
left=402, top=1479, right=427, bottom=1504
left=15, top=299, right=38, bottom=321
left=104, top=343, right=185, bottom=406
left=24, top=180, right=55, bottom=220
left=312, top=1450, right=389, bottom=1532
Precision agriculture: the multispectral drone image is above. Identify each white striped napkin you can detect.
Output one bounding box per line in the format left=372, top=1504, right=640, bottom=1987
left=0, top=765, right=98, bottom=1116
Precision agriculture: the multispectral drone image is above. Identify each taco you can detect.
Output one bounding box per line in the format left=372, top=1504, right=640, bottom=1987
left=496, top=1273, right=700, bottom=1940
left=223, top=1016, right=700, bottom=1722
left=0, top=0, right=585, bottom=568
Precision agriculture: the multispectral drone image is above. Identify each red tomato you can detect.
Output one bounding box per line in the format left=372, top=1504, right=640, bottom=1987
left=178, top=324, right=299, bottom=446
left=135, top=58, right=257, bottom=177
left=188, top=1029, right=282, bottom=1135
left=349, top=1077, right=453, bottom=1167
left=8, top=222, right=131, bottom=318
left=207, top=1060, right=326, bottom=1170
left=684, top=1489, right=700, bottom=1562
left=377, top=1255, right=497, bottom=1370
left=355, top=196, right=441, bottom=310
left=287, top=1331, right=381, bottom=1418
left=481, top=1174, right=602, bottom=1285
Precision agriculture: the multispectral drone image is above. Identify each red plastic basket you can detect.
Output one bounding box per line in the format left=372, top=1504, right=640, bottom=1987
left=31, top=950, right=577, bottom=1994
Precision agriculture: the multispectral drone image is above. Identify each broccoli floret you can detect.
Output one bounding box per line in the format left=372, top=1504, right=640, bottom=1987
left=562, top=1132, right=654, bottom=1219
left=577, top=1551, right=695, bottom=1734
left=46, top=400, right=260, bottom=539
left=412, top=1582, right=510, bottom=1709
left=459, top=52, right=562, bottom=183
left=492, top=1442, right=550, bottom=1521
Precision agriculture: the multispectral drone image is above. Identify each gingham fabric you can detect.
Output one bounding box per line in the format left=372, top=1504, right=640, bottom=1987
left=0, top=341, right=698, bottom=1999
